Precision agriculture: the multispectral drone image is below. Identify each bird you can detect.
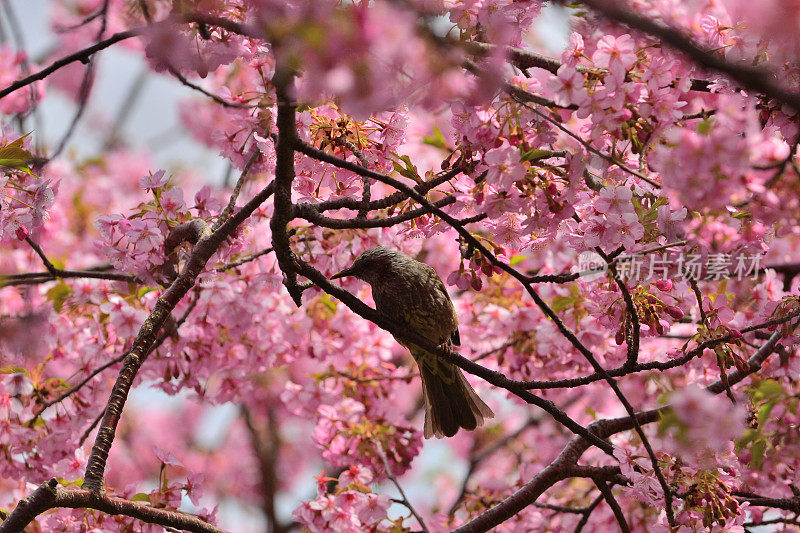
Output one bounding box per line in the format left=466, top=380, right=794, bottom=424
left=331, top=246, right=494, bottom=438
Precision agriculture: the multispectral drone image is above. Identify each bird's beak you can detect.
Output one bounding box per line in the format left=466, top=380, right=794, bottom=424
left=330, top=266, right=355, bottom=280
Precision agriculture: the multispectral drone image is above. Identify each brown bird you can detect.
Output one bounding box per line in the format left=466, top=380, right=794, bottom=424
left=331, top=246, right=494, bottom=438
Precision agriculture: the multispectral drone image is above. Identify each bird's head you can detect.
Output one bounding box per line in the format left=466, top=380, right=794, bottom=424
left=330, top=246, right=405, bottom=285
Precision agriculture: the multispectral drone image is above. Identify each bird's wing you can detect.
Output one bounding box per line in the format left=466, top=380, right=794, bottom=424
left=431, top=267, right=460, bottom=346
left=372, top=262, right=459, bottom=347
left=450, top=327, right=461, bottom=346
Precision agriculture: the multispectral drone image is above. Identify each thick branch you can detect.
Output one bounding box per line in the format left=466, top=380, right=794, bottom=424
left=269, top=64, right=302, bottom=305
left=452, top=329, right=788, bottom=532
left=81, top=168, right=271, bottom=493
left=0, top=479, right=227, bottom=533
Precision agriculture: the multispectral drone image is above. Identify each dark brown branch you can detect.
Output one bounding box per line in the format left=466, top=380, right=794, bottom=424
left=0, top=29, right=140, bottom=100
left=452, top=327, right=787, bottom=533
left=29, top=294, right=199, bottom=425
left=0, top=479, right=227, bottom=533
left=79, top=410, right=105, bottom=447
left=80, top=166, right=272, bottom=493
left=217, top=246, right=275, bottom=271
left=573, top=494, right=605, bottom=532
left=291, top=141, right=666, bottom=480
left=464, top=40, right=711, bottom=93
left=0, top=268, right=136, bottom=287
left=448, top=416, right=542, bottom=516
left=599, top=248, right=640, bottom=366
left=48, top=0, right=109, bottom=162
left=4, top=238, right=137, bottom=287
left=269, top=64, right=303, bottom=305
left=242, top=406, right=291, bottom=533
left=509, top=96, right=661, bottom=188
left=295, top=195, right=457, bottom=229
left=735, top=495, right=800, bottom=513
left=518, top=309, right=800, bottom=390
left=213, top=148, right=261, bottom=231
left=452, top=461, right=621, bottom=533
left=594, top=479, right=630, bottom=533
left=25, top=237, right=56, bottom=274
left=180, top=12, right=257, bottom=40
left=314, top=166, right=462, bottom=213
left=167, top=65, right=251, bottom=109
left=29, top=353, right=126, bottom=425
left=291, top=255, right=614, bottom=456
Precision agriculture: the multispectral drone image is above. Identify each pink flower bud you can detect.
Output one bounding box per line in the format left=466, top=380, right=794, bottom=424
left=15, top=226, right=29, bottom=241
left=664, top=306, right=684, bottom=320
left=471, top=274, right=483, bottom=291
left=655, top=279, right=673, bottom=291
left=615, top=329, right=625, bottom=345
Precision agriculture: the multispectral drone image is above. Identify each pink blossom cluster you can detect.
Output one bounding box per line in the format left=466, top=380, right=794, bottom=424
left=3, top=0, right=800, bottom=531
left=293, top=465, right=392, bottom=533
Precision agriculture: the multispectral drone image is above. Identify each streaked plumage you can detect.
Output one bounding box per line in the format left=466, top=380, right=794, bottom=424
left=332, top=246, right=494, bottom=438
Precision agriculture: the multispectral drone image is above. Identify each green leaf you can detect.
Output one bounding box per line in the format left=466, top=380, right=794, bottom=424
left=657, top=409, right=681, bottom=436
left=0, top=134, right=35, bottom=175
left=130, top=493, right=152, bottom=503
left=756, top=379, right=784, bottom=399
left=520, top=149, right=554, bottom=162
left=551, top=295, right=579, bottom=313
left=422, top=127, right=447, bottom=150
left=137, top=286, right=157, bottom=299
left=697, top=119, right=713, bottom=135
left=750, top=439, right=768, bottom=469
left=757, top=402, right=777, bottom=426
left=509, top=254, right=527, bottom=266
left=319, top=293, right=338, bottom=313
left=736, top=428, right=759, bottom=449
left=0, top=366, right=27, bottom=375
left=391, top=155, right=421, bottom=183
left=45, top=282, right=72, bottom=312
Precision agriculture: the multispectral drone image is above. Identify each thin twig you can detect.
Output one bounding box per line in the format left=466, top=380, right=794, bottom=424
left=0, top=28, right=140, bottom=100
left=376, top=444, right=430, bottom=533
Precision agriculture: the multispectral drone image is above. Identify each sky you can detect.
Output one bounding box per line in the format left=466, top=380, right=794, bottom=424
left=7, top=0, right=570, bottom=188
left=7, top=0, right=230, bottom=184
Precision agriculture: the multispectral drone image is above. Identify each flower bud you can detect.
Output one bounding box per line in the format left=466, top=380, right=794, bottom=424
left=664, top=305, right=684, bottom=320
left=655, top=278, right=673, bottom=291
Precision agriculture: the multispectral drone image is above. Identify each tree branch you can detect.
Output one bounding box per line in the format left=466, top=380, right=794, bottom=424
left=573, top=0, right=800, bottom=111
left=80, top=167, right=271, bottom=493
left=0, top=479, right=227, bottom=533
left=0, top=28, right=140, bottom=100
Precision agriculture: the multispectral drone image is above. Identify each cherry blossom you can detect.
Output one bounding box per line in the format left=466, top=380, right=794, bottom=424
left=1, top=1, right=800, bottom=532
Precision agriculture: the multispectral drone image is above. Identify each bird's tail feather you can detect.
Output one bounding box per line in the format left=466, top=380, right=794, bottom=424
left=415, top=349, right=494, bottom=439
